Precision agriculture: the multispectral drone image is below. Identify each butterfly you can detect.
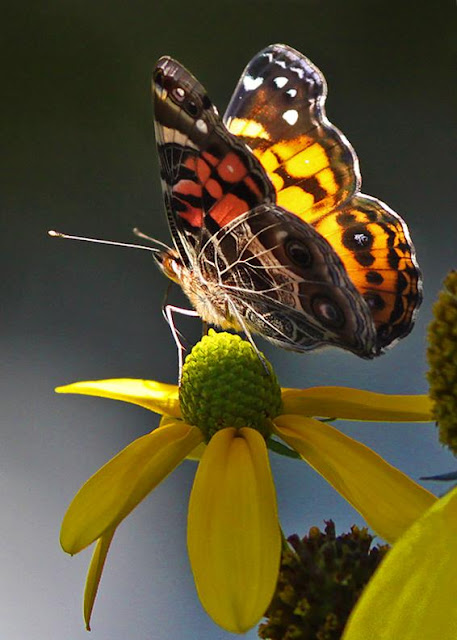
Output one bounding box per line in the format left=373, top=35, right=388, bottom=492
left=152, top=44, right=422, bottom=362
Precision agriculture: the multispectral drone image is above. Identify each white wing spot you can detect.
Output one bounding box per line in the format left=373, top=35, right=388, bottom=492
left=354, top=233, right=369, bottom=245
left=282, top=109, right=299, bottom=125
left=290, top=66, right=305, bottom=78
left=286, top=88, right=297, bottom=98
left=196, top=119, right=208, bottom=134
left=273, top=76, right=288, bottom=88
left=243, top=75, right=264, bottom=91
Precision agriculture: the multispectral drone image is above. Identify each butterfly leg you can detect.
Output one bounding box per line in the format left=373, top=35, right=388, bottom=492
left=164, top=304, right=200, bottom=383
left=226, top=300, right=271, bottom=376
left=160, top=282, right=188, bottom=347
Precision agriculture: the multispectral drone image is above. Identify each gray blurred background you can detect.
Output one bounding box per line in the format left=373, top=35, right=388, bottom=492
left=2, top=2, right=456, bottom=639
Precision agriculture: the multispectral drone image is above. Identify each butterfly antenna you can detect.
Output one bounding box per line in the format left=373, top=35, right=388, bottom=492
left=133, top=227, right=172, bottom=251
left=48, top=230, right=161, bottom=254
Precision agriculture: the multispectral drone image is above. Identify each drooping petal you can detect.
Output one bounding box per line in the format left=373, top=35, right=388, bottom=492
left=281, top=387, right=432, bottom=422
left=188, top=427, right=281, bottom=633
left=61, top=420, right=203, bottom=554
left=84, top=527, right=115, bottom=631
left=274, top=415, right=436, bottom=543
left=159, top=415, right=206, bottom=460
left=56, top=379, right=181, bottom=417
left=186, top=442, right=206, bottom=461
left=342, top=487, right=457, bottom=640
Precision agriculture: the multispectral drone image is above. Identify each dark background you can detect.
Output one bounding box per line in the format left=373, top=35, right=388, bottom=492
left=2, top=2, right=456, bottom=639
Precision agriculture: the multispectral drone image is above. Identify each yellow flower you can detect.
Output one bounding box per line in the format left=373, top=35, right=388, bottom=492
left=57, top=331, right=436, bottom=634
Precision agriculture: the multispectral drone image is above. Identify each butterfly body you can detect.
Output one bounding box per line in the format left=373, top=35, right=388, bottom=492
left=152, top=45, right=422, bottom=358
left=156, top=247, right=243, bottom=332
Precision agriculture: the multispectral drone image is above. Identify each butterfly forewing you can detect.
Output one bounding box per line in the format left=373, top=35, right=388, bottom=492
left=153, top=56, right=275, bottom=266
left=224, top=44, right=360, bottom=221
left=223, top=43, right=422, bottom=351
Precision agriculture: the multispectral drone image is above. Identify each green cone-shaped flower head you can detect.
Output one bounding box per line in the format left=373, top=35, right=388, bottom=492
left=427, top=270, right=457, bottom=453
left=179, top=330, right=282, bottom=439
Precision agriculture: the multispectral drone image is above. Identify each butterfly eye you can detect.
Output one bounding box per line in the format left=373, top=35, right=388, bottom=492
left=285, top=239, right=312, bottom=268
left=172, top=86, right=186, bottom=102
left=311, top=296, right=345, bottom=329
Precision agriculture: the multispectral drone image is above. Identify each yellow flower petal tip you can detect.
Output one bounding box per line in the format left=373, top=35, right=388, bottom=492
left=83, top=529, right=115, bottom=632
left=188, top=427, right=281, bottom=633
left=60, top=421, right=203, bottom=554
left=55, top=378, right=181, bottom=417
left=281, top=387, right=433, bottom=422
left=274, top=415, right=436, bottom=543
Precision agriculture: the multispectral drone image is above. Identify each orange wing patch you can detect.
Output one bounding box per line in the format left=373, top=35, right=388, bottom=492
left=227, top=118, right=357, bottom=222
left=173, top=149, right=269, bottom=229
left=313, top=195, right=421, bottom=348
left=226, top=113, right=420, bottom=350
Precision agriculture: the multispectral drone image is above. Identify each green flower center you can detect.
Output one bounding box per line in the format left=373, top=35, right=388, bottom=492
left=179, top=330, right=282, bottom=440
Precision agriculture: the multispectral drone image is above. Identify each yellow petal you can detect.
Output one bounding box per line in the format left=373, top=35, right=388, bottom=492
left=274, top=415, right=436, bottom=543
left=84, top=527, right=115, bottom=631
left=188, top=427, right=281, bottom=633
left=281, top=387, right=432, bottom=422
left=343, top=487, right=457, bottom=640
left=61, top=420, right=203, bottom=554
left=186, top=442, right=206, bottom=461
left=56, top=378, right=181, bottom=417
left=159, top=415, right=206, bottom=460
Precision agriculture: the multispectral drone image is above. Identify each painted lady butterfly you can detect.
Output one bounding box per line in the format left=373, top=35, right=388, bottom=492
left=152, top=44, right=422, bottom=359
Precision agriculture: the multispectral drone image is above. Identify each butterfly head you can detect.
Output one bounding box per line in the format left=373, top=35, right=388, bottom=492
left=153, top=247, right=184, bottom=285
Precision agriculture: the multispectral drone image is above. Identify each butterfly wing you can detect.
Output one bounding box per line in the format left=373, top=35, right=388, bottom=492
left=198, top=204, right=377, bottom=357
left=224, top=43, right=360, bottom=220
left=224, top=44, right=422, bottom=350
left=313, top=195, right=422, bottom=349
left=152, top=53, right=377, bottom=357
left=153, top=56, right=275, bottom=269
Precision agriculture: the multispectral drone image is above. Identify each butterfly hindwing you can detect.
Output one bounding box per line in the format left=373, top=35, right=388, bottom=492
left=198, top=204, right=376, bottom=355
left=313, top=195, right=422, bottom=349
